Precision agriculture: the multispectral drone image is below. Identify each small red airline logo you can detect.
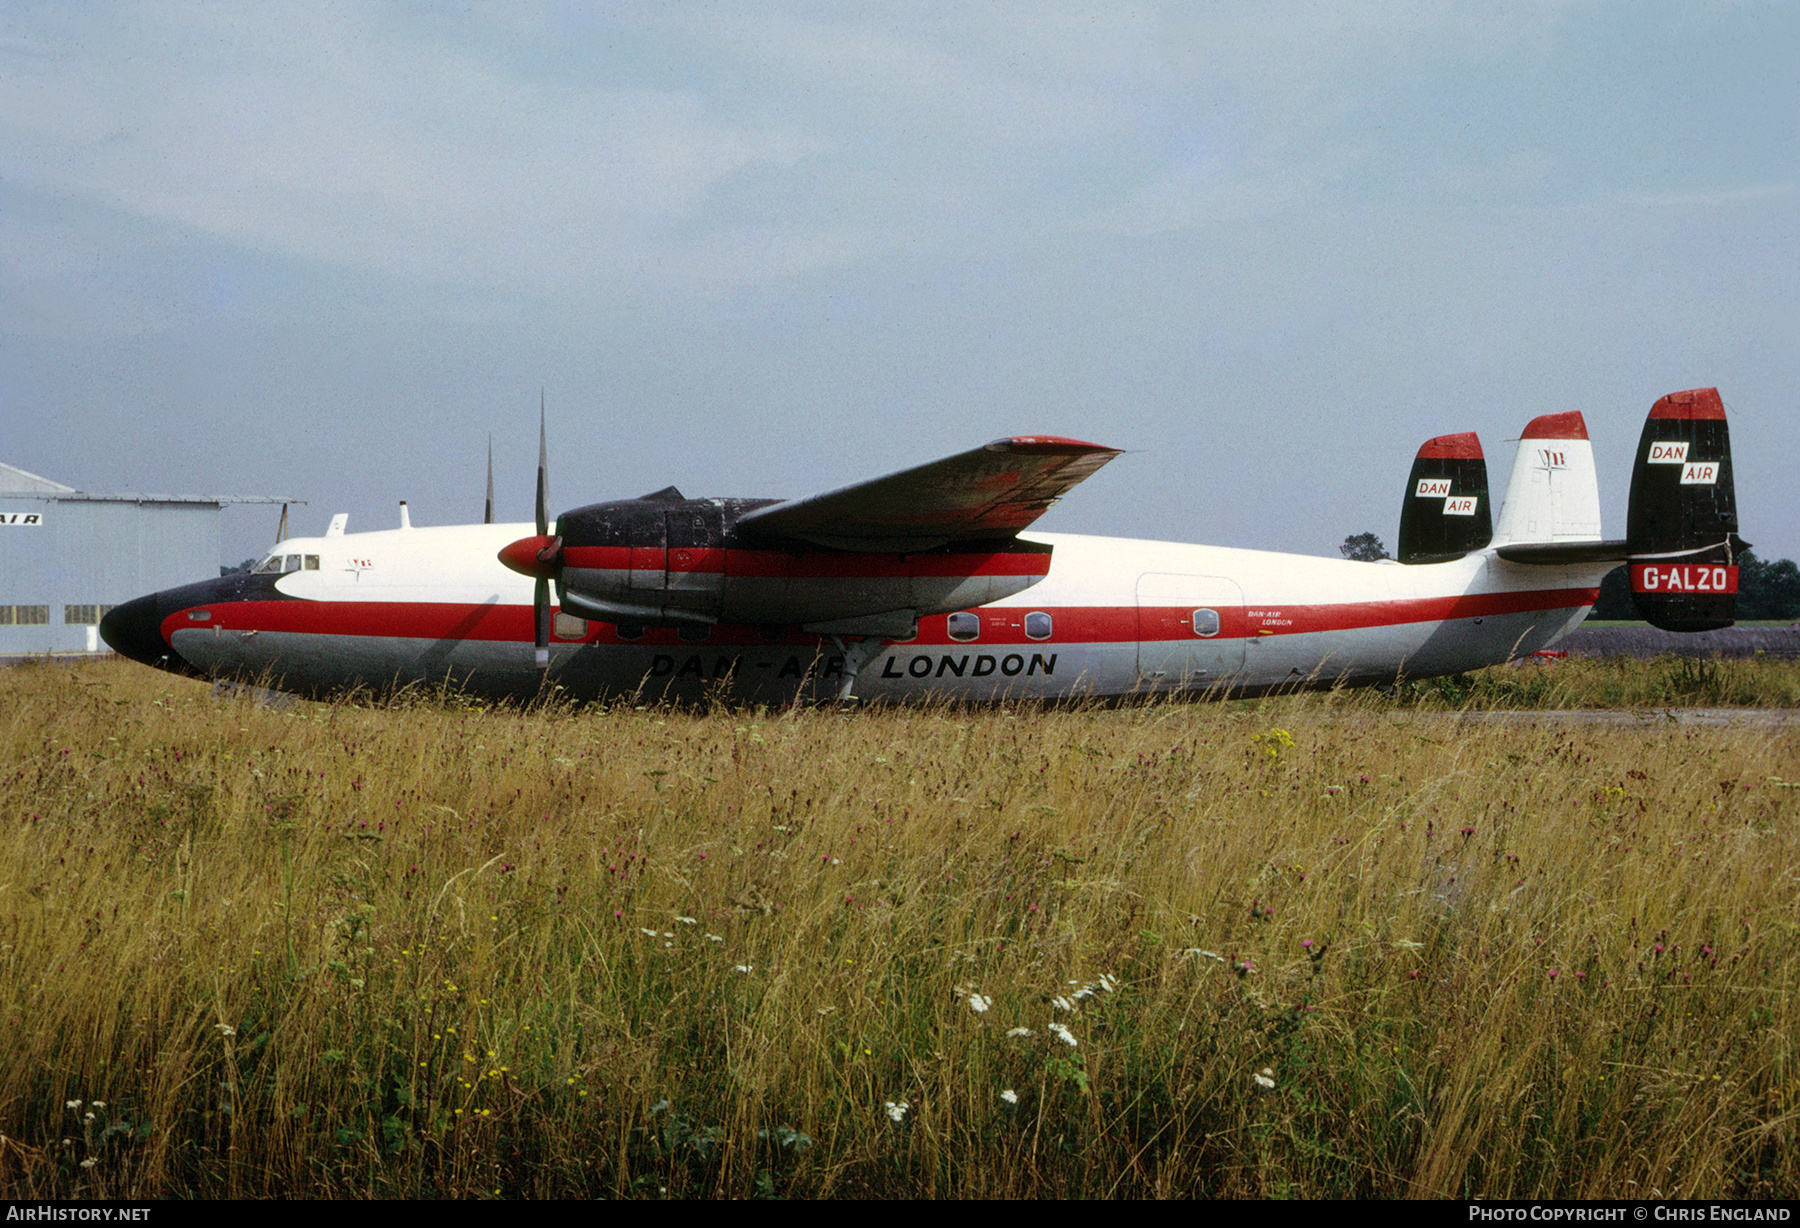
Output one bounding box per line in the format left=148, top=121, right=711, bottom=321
left=1679, top=462, right=1719, bottom=486
left=1443, top=496, right=1479, bottom=516
left=1646, top=440, right=1689, bottom=465
left=1415, top=478, right=1452, bottom=498
left=1631, top=563, right=1737, bottom=593
left=1536, top=448, right=1567, bottom=469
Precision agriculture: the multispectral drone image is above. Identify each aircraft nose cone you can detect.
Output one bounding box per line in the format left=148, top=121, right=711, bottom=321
left=100, top=592, right=192, bottom=674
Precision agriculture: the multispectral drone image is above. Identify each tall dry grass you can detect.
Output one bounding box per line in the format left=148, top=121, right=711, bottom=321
left=0, top=659, right=1795, bottom=1198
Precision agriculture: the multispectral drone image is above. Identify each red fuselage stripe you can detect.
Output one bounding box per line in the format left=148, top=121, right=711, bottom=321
left=161, top=586, right=1599, bottom=648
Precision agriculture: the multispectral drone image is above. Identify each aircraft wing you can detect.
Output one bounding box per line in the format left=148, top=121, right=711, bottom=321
left=733, top=436, right=1121, bottom=552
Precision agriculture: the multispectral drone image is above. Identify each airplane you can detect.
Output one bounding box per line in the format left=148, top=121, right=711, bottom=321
left=100, top=387, right=1744, bottom=705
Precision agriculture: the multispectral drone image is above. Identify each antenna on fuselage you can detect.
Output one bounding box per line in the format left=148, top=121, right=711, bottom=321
left=485, top=435, right=495, bottom=525
left=275, top=502, right=289, bottom=543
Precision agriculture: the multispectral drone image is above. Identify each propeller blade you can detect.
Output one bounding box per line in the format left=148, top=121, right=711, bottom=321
left=536, top=390, right=549, bottom=538
left=535, top=576, right=550, bottom=682
left=533, top=392, right=551, bottom=688
left=485, top=435, right=495, bottom=525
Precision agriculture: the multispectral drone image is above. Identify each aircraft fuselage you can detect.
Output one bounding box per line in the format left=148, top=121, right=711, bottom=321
left=101, top=522, right=1606, bottom=704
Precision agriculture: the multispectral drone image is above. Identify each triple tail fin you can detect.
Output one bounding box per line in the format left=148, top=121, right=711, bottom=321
left=1623, top=387, right=1745, bottom=631
left=1397, top=432, right=1492, bottom=562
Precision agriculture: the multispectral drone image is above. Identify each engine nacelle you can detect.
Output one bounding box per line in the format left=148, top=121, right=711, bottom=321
left=512, top=490, right=1054, bottom=632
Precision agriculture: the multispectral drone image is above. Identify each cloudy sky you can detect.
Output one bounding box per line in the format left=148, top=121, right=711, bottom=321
left=3, top=1, right=1794, bottom=569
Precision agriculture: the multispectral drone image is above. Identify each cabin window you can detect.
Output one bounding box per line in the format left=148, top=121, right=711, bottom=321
left=1192, top=608, right=1220, bottom=638
left=947, top=612, right=980, bottom=642
left=252, top=555, right=283, bottom=574
left=304, top=555, right=320, bottom=570
left=1024, top=611, right=1052, bottom=641
left=553, top=612, right=588, bottom=640
left=284, top=555, right=302, bottom=573
left=615, top=623, right=645, bottom=642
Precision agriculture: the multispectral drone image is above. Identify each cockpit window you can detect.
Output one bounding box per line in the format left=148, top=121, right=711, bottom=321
left=254, top=553, right=319, bottom=574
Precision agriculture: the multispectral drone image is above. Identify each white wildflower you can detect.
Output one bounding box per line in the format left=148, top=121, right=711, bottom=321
left=734, top=964, right=754, bottom=973
left=1253, top=1068, right=1276, bottom=1091
left=1005, top=1027, right=1035, bottom=1038
left=1051, top=995, right=1074, bottom=1012
left=1098, top=973, right=1117, bottom=993
left=65, top=1100, right=82, bottom=1110
left=674, top=916, right=697, bottom=925
left=214, top=1024, right=236, bottom=1037
left=1000, top=1089, right=1019, bottom=1105
left=80, top=1157, right=97, bottom=1169
left=967, top=993, right=991, bottom=1014
left=90, top=1101, right=105, bottom=1109
left=1047, top=1022, right=1078, bottom=1048
left=885, top=1100, right=911, bottom=1122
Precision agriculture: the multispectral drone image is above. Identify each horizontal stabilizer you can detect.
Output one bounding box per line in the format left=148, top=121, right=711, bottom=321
left=735, top=436, right=1121, bottom=552
left=1497, top=540, right=1630, bottom=565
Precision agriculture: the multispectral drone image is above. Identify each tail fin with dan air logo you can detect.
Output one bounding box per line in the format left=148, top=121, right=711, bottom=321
left=1398, top=432, right=1492, bottom=563
left=1623, top=386, right=1745, bottom=632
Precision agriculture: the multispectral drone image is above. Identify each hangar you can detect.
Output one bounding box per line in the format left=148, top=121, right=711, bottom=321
left=1, top=460, right=294, bottom=658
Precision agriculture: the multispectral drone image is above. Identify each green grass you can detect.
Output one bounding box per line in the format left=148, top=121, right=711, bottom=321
left=0, top=659, right=1796, bottom=1198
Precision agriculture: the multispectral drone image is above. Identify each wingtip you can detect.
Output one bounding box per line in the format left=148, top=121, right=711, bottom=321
left=987, top=435, right=1121, bottom=455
